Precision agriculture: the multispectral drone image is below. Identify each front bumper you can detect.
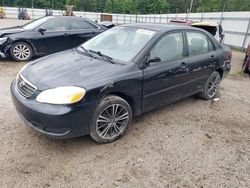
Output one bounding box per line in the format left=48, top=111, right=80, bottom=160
left=0, top=44, right=7, bottom=57
left=11, top=80, right=97, bottom=139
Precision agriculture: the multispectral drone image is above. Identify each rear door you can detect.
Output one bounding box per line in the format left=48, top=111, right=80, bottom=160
left=33, top=19, right=70, bottom=55
left=185, top=30, right=219, bottom=89
left=68, top=19, right=102, bottom=48
left=142, top=31, right=192, bottom=112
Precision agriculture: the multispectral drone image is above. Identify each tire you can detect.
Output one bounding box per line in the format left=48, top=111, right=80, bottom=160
left=10, top=42, right=33, bottom=62
left=199, top=71, right=221, bottom=100
left=242, top=55, right=249, bottom=73
left=90, top=95, right=132, bottom=143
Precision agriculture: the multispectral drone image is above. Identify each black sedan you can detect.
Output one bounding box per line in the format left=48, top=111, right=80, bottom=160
left=11, top=24, right=232, bottom=143
left=0, top=16, right=106, bottom=61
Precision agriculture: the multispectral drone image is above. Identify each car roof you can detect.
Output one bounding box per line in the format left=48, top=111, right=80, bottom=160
left=45, top=16, right=89, bottom=21
left=123, top=23, right=200, bottom=32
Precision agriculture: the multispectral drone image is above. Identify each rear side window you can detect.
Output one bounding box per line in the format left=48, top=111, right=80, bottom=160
left=43, top=19, right=69, bottom=31
left=187, top=32, right=214, bottom=56
left=150, top=32, right=184, bottom=62
left=71, top=19, right=96, bottom=30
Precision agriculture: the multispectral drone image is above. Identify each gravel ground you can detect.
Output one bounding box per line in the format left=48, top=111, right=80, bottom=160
left=0, top=19, right=250, bottom=188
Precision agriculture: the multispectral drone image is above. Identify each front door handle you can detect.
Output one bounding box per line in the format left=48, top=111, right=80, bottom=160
left=64, top=33, right=68, bottom=37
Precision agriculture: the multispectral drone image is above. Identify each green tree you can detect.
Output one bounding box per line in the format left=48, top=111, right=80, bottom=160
left=147, top=0, right=169, bottom=14
left=104, top=0, right=112, bottom=13
left=66, top=0, right=79, bottom=6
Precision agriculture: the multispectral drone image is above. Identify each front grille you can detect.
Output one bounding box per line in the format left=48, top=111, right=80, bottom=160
left=17, top=75, right=37, bottom=98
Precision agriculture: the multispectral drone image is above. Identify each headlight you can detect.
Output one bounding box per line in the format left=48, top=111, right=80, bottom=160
left=36, top=86, right=86, bottom=105
left=0, top=37, right=8, bottom=45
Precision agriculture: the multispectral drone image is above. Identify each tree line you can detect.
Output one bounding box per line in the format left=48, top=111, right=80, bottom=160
left=2, top=0, right=250, bottom=14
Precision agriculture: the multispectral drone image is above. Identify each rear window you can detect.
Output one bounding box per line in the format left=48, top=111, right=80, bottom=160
left=71, top=19, right=97, bottom=30
left=187, top=32, right=214, bottom=56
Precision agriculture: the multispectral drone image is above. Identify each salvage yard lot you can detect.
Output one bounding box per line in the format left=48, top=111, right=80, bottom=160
left=0, top=19, right=250, bottom=187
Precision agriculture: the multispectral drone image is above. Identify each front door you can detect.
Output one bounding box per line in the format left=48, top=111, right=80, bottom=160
left=142, top=31, right=192, bottom=112
left=33, top=19, right=70, bottom=55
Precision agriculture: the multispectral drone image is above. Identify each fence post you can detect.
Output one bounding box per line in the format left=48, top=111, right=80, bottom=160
left=220, top=11, right=224, bottom=25
left=242, top=18, right=250, bottom=49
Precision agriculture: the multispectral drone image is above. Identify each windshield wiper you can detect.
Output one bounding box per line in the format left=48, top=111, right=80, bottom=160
left=89, top=50, right=115, bottom=64
left=79, top=46, right=94, bottom=58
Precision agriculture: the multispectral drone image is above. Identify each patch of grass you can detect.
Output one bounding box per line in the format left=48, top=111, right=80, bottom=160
left=232, top=47, right=245, bottom=52
left=229, top=70, right=244, bottom=76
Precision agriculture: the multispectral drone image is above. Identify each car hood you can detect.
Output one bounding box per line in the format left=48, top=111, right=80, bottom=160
left=21, top=49, right=127, bottom=90
left=0, top=27, right=25, bottom=37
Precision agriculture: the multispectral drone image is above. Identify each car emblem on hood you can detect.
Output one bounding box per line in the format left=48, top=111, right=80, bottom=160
left=19, top=80, right=26, bottom=88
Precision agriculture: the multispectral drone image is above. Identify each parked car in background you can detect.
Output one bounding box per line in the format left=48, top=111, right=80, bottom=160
left=99, top=21, right=115, bottom=29
left=169, top=19, right=194, bottom=26
left=0, top=16, right=107, bottom=61
left=192, top=22, right=225, bottom=44
left=242, top=42, right=250, bottom=73
left=11, top=24, right=232, bottom=143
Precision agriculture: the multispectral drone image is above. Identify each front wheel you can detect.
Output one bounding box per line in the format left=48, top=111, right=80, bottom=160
left=199, top=71, right=221, bottom=100
left=90, top=95, right=132, bottom=143
left=10, top=42, right=33, bottom=62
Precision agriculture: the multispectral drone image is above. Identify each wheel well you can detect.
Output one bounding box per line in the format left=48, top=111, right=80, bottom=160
left=8, top=40, right=36, bottom=55
left=215, top=68, right=223, bottom=78
left=107, top=92, right=135, bottom=115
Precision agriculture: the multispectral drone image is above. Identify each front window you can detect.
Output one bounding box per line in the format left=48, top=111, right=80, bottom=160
left=150, top=32, right=184, bottom=62
left=42, top=19, right=69, bottom=31
left=22, top=17, right=54, bottom=30
left=81, top=26, right=156, bottom=62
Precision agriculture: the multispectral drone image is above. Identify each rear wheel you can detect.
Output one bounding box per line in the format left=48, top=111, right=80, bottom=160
left=90, top=95, right=132, bottom=143
left=10, top=42, right=33, bottom=61
left=199, top=71, right=221, bottom=100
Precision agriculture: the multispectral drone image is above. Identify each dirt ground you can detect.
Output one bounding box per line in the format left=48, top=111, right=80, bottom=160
left=0, top=19, right=250, bottom=188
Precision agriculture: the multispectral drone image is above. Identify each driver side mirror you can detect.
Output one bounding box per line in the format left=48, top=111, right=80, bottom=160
left=38, top=27, right=46, bottom=34
left=146, top=57, right=161, bottom=64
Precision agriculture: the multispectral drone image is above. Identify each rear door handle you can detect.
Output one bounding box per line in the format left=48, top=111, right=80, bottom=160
left=64, top=33, right=68, bottom=37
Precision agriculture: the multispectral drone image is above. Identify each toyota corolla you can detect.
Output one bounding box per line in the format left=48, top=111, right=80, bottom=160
left=11, top=24, right=232, bottom=143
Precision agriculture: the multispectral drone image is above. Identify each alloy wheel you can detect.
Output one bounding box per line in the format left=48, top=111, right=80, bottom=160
left=13, top=44, right=31, bottom=61
left=207, top=73, right=221, bottom=98
left=96, top=104, right=129, bottom=140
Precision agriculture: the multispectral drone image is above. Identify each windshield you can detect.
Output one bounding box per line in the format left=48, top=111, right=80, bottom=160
left=22, top=17, right=54, bottom=30
left=81, top=26, right=156, bottom=62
